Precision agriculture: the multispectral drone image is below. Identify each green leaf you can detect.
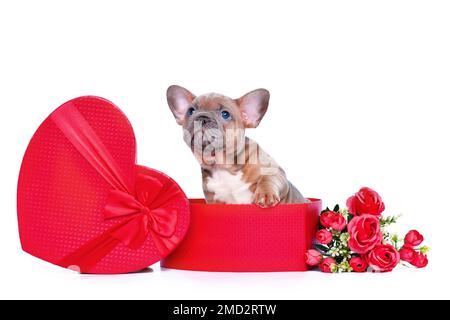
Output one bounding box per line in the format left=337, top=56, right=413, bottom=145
left=333, top=204, right=340, bottom=212
left=347, top=214, right=354, bottom=223
left=380, top=214, right=401, bottom=227
left=419, top=246, right=431, bottom=254
left=314, top=244, right=329, bottom=253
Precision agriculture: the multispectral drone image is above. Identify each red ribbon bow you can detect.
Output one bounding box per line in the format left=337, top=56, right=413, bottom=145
left=104, top=173, right=180, bottom=256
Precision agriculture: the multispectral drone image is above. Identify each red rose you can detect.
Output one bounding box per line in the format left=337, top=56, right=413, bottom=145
left=346, top=187, right=385, bottom=217
left=329, top=214, right=347, bottom=231
left=305, top=249, right=323, bottom=266
left=399, top=246, right=417, bottom=263
left=319, top=211, right=334, bottom=228
left=349, top=256, right=368, bottom=272
left=320, top=211, right=346, bottom=231
left=315, top=229, right=333, bottom=245
left=347, top=215, right=382, bottom=254
left=365, top=244, right=400, bottom=272
left=404, top=230, right=424, bottom=247
left=411, top=253, right=428, bottom=268
left=319, top=257, right=336, bottom=273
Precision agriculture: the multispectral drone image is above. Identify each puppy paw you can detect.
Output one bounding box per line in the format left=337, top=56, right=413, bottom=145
left=254, top=188, right=280, bottom=208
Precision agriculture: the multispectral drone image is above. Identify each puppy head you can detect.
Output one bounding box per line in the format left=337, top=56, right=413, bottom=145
left=167, top=85, right=270, bottom=165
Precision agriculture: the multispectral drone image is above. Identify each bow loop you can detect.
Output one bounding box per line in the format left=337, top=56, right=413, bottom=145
left=135, top=173, right=164, bottom=207
left=104, top=190, right=144, bottom=219
left=147, top=208, right=177, bottom=238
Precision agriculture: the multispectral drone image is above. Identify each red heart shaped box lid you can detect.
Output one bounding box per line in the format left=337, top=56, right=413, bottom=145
left=17, top=96, right=190, bottom=274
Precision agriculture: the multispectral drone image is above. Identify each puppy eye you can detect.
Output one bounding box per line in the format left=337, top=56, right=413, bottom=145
left=187, top=107, right=195, bottom=117
left=221, top=110, right=231, bottom=120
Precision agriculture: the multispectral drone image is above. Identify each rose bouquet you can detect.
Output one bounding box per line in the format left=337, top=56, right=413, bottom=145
left=306, top=187, right=430, bottom=273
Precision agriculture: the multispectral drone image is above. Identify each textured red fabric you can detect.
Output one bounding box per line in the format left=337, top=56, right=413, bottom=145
left=17, top=96, right=190, bottom=274
left=162, top=199, right=321, bottom=272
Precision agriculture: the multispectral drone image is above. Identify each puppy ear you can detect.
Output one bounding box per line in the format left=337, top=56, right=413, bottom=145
left=167, top=85, right=196, bottom=125
left=237, top=89, right=270, bottom=128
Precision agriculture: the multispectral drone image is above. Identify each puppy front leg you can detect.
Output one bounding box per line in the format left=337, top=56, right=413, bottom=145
left=203, top=191, right=216, bottom=204
left=254, top=168, right=289, bottom=208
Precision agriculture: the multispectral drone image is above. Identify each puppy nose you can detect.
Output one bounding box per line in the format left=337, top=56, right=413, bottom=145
left=196, top=115, right=211, bottom=125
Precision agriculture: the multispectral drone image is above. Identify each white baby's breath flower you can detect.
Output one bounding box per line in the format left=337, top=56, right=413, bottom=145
left=328, top=247, right=340, bottom=258
left=339, top=208, right=349, bottom=216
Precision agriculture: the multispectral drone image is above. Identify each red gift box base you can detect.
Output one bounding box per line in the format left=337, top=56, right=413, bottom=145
left=161, top=198, right=321, bottom=272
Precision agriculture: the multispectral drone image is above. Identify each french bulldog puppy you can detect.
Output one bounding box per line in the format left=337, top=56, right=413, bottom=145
left=166, top=85, right=308, bottom=207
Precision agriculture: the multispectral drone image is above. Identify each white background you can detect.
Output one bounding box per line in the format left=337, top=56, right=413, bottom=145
left=1, top=0, right=449, bottom=299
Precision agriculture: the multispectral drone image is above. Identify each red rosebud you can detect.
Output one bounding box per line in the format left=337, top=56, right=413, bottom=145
left=349, top=256, right=368, bottom=272
left=404, top=230, right=424, bottom=247
left=320, top=211, right=347, bottom=231
left=347, top=214, right=382, bottom=254
left=411, top=252, right=428, bottom=268
left=346, top=187, right=385, bottom=217
left=365, top=244, right=400, bottom=272
left=399, top=246, right=417, bottom=263
left=319, top=257, right=336, bottom=273
left=319, top=211, right=334, bottom=228
left=305, top=249, right=323, bottom=267
left=315, top=229, right=333, bottom=245
left=329, top=214, right=347, bottom=231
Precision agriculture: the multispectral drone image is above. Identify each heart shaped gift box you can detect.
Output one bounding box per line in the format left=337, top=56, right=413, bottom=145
left=18, top=96, right=321, bottom=274
left=17, top=97, right=190, bottom=274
